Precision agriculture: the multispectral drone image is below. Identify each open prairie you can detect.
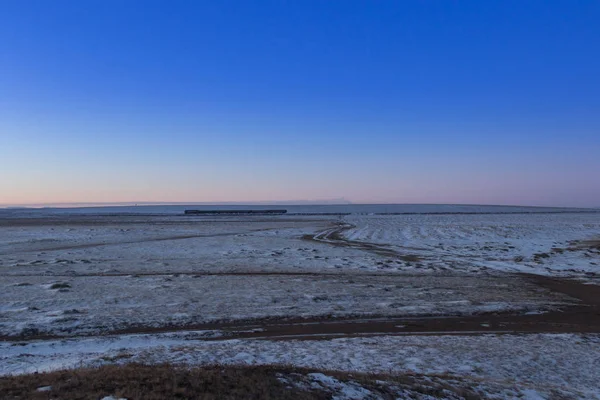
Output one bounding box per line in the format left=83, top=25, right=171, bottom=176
left=1, top=207, right=600, bottom=398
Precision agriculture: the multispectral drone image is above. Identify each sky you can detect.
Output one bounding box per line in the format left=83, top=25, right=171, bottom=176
left=1, top=0, right=599, bottom=207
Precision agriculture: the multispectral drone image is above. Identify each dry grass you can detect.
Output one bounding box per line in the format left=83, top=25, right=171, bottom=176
left=399, top=254, right=422, bottom=262
left=0, top=363, right=488, bottom=400
left=580, top=239, right=600, bottom=250
left=49, top=283, right=71, bottom=290
left=0, top=364, right=328, bottom=400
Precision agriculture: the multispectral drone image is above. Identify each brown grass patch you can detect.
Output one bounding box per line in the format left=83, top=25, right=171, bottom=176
left=0, top=364, right=327, bottom=400
left=399, top=254, right=422, bottom=262
left=0, top=363, right=490, bottom=400
left=579, top=239, right=600, bottom=250
left=49, top=283, right=71, bottom=290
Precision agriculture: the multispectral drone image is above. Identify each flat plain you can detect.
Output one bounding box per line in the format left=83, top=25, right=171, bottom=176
left=1, top=208, right=600, bottom=399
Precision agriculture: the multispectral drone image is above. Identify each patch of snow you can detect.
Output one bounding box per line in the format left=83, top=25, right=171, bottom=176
left=520, top=389, right=548, bottom=399
left=343, top=213, right=600, bottom=278
left=2, top=333, right=599, bottom=398
left=308, top=373, right=373, bottom=399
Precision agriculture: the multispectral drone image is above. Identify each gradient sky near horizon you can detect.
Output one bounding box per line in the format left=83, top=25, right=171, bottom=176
left=1, top=1, right=599, bottom=207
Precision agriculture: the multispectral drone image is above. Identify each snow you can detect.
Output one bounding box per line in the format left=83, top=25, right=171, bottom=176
left=2, top=333, right=599, bottom=398
left=281, top=371, right=546, bottom=399
left=343, top=213, right=600, bottom=277
left=1, top=211, right=599, bottom=398
left=3, top=213, right=598, bottom=281
left=0, top=272, right=569, bottom=337
left=307, top=373, right=373, bottom=399
left=2, top=216, right=576, bottom=338
left=520, top=389, right=548, bottom=399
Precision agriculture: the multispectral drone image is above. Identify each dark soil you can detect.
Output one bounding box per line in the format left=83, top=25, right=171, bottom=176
left=0, top=364, right=326, bottom=400
left=0, top=364, right=487, bottom=400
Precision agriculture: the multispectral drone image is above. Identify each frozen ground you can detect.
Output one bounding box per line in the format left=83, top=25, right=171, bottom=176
left=1, top=332, right=598, bottom=398
left=344, top=213, right=600, bottom=277
left=1, top=211, right=599, bottom=398
left=0, top=215, right=580, bottom=337
left=0, top=273, right=569, bottom=337
left=0, top=216, right=376, bottom=275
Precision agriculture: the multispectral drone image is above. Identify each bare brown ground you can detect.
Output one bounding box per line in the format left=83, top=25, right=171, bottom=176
left=574, top=239, right=600, bottom=250
left=0, top=364, right=327, bottom=400
left=0, top=363, right=489, bottom=400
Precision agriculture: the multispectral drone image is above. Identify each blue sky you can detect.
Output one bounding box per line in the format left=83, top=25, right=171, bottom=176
left=1, top=0, right=599, bottom=207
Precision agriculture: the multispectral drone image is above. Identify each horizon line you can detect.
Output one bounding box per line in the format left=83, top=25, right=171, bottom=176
left=1, top=201, right=598, bottom=210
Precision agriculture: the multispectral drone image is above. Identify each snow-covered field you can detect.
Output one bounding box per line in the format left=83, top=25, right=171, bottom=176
left=0, top=214, right=583, bottom=337
left=2, top=331, right=598, bottom=399
left=1, top=210, right=599, bottom=398
left=0, top=273, right=569, bottom=337
left=344, top=213, right=600, bottom=276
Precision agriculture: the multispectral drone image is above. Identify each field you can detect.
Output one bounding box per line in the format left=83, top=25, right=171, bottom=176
left=1, top=209, right=599, bottom=399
